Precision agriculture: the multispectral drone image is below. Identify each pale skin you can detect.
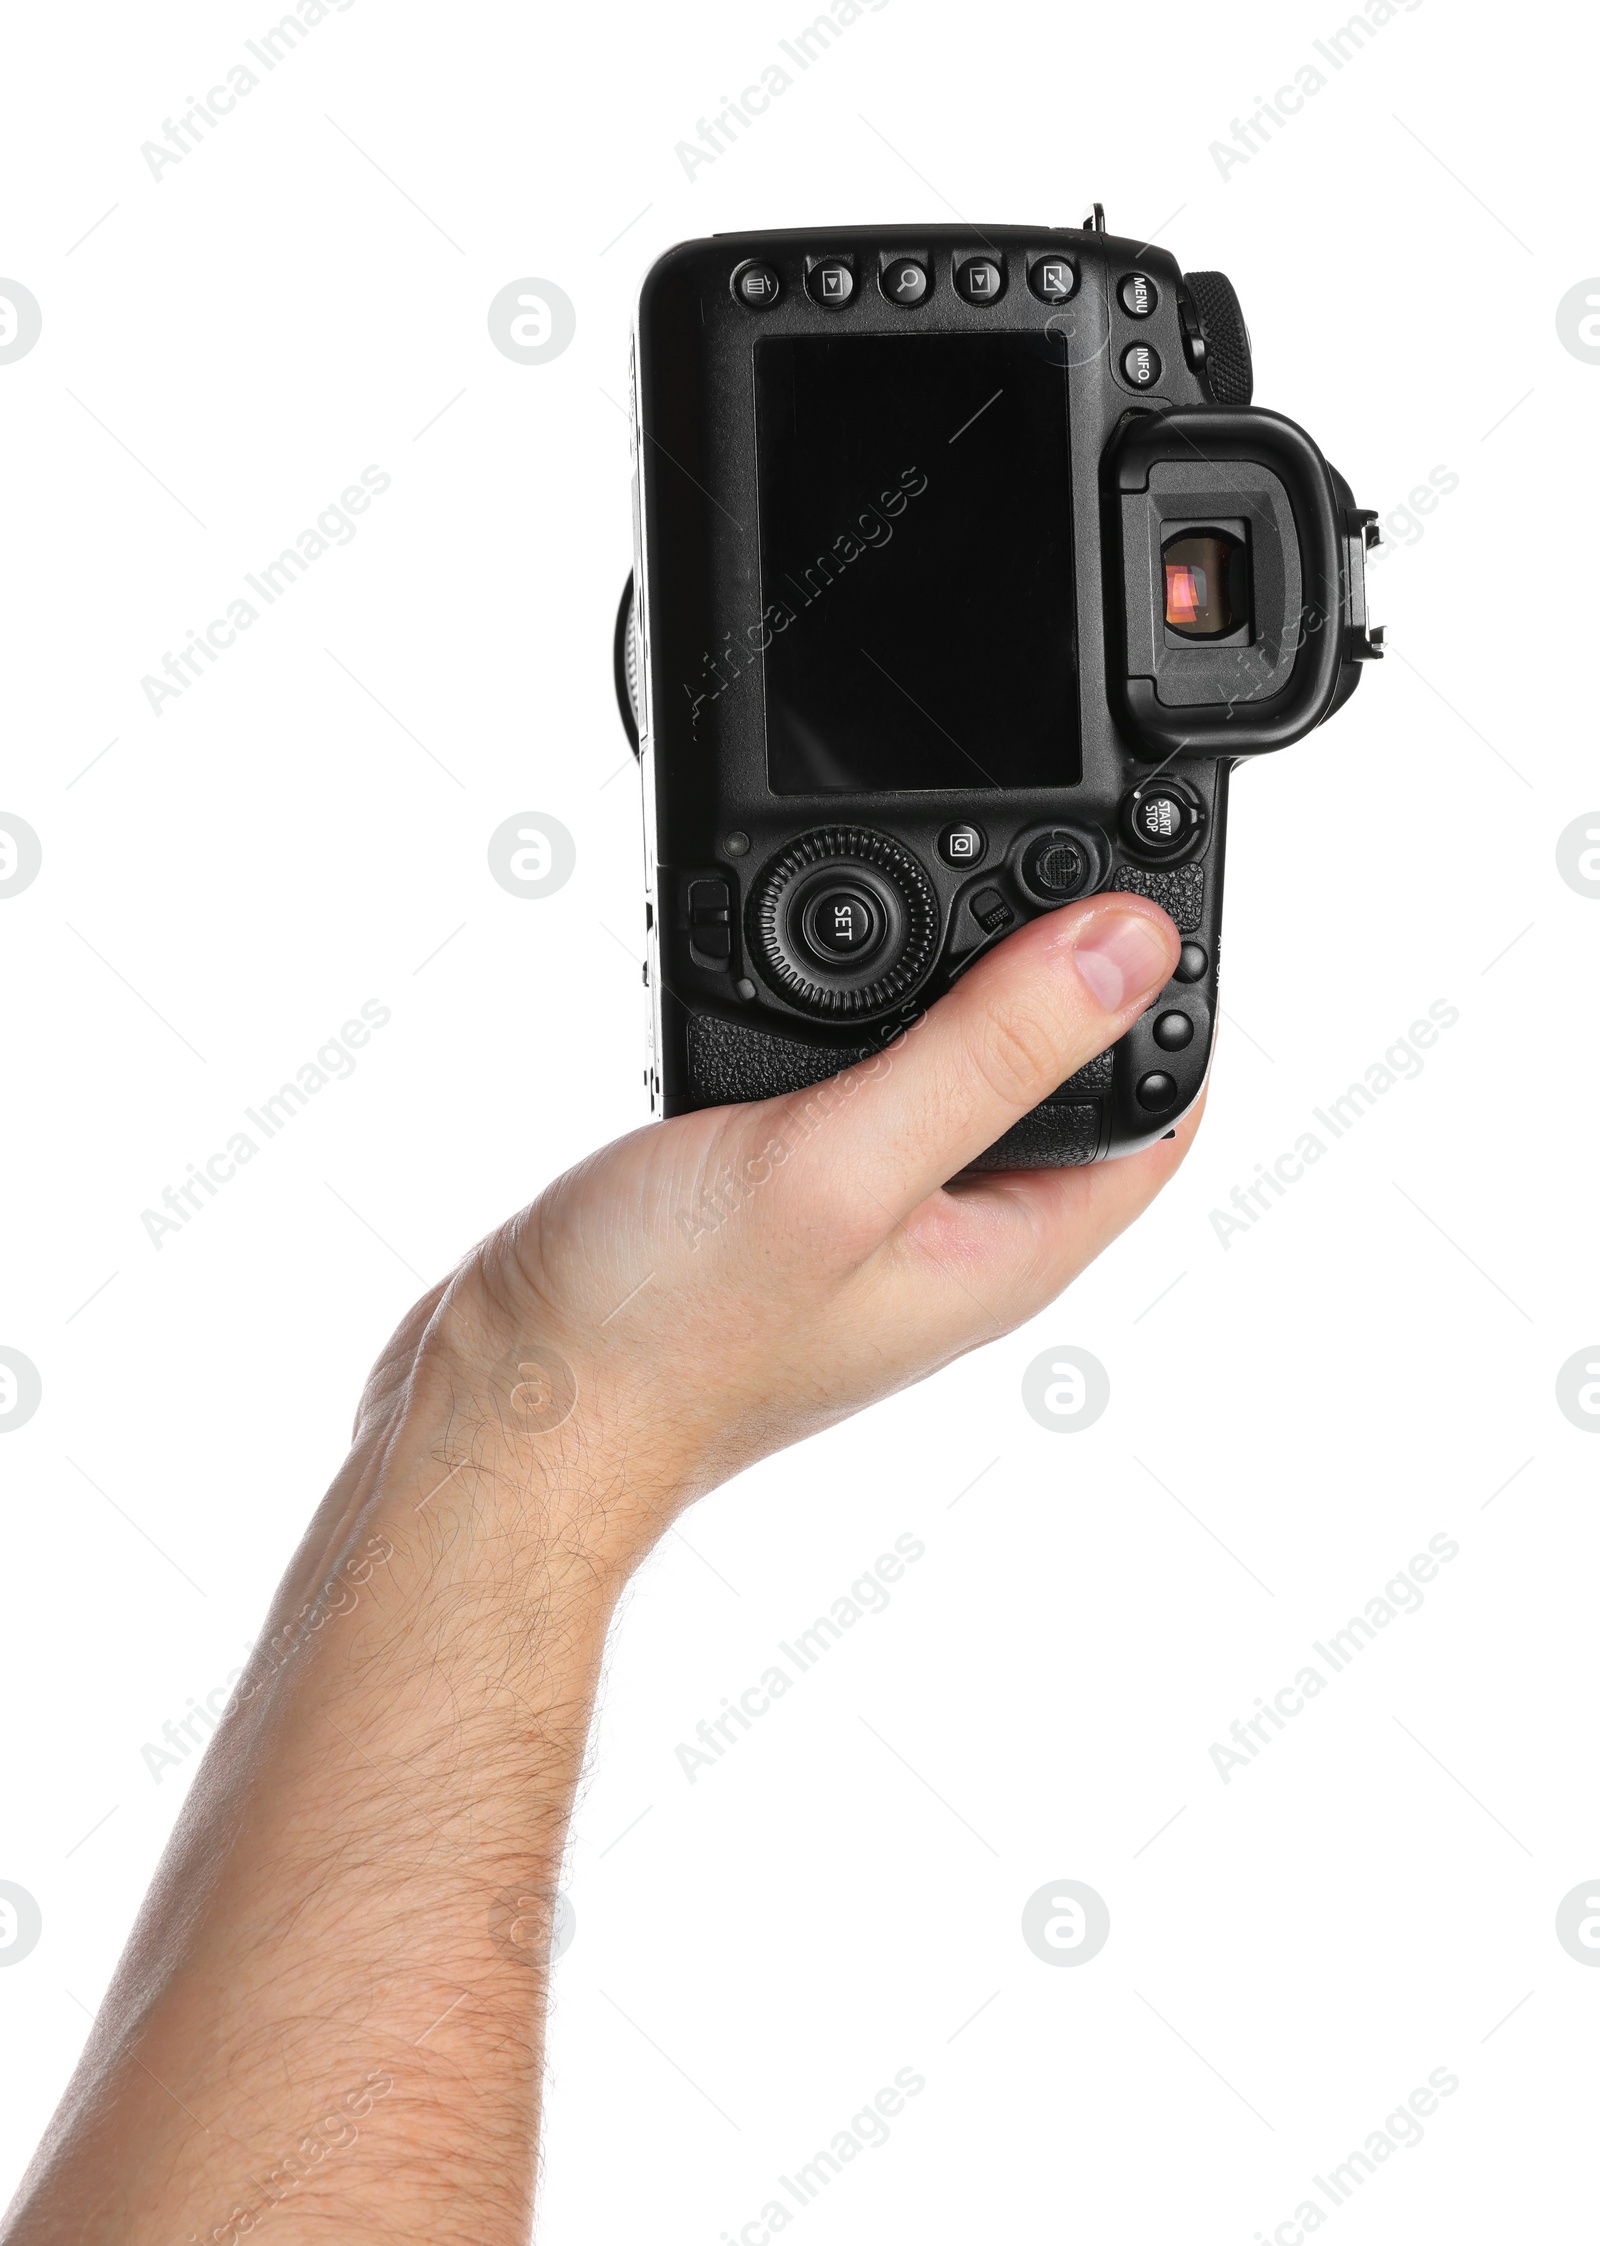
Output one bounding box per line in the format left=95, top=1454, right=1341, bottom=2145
left=3, top=894, right=1200, bottom=2243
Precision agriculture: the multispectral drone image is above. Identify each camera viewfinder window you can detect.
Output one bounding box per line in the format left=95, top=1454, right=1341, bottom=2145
left=754, top=333, right=1078, bottom=794
left=1162, top=529, right=1249, bottom=639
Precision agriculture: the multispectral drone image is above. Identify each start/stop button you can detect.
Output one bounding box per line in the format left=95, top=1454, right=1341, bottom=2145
left=1120, top=780, right=1206, bottom=861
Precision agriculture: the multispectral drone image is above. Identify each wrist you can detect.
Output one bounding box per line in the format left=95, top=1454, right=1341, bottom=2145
left=381, top=1271, right=703, bottom=1584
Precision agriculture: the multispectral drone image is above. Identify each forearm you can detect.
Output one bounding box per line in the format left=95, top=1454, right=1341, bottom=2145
left=5, top=898, right=1193, bottom=2241
left=5, top=1379, right=630, bottom=2244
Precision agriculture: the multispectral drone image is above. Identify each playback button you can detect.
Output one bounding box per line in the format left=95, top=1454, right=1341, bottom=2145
left=955, top=256, right=1005, bottom=304
left=807, top=260, right=856, bottom=307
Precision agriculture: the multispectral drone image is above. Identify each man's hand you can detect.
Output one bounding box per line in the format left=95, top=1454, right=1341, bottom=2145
left=427, top=892, right=1194, bottom=1570
left=3, top=895, right=1197, bottom=2246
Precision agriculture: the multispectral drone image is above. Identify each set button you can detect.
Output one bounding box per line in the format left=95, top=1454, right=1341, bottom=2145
left=747, top=827, right=939, bottom=1017
left=802, top=885, right=882, bottom=963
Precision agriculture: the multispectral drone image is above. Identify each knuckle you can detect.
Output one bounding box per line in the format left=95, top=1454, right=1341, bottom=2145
left=971, top=997, right=1066, bottom=1107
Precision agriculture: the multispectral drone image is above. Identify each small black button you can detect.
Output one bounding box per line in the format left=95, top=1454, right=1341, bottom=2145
left=1122, top=781, right=1203, bottom=860
left=940, top=823, right=985, bottom=867
left=1123, top=341, right=1161, bottom=387
left=971, top=886, right=1014, bottom=934
left=955, top=257, right=1004, bottom=304
left=1136, top=1070, right=1178, bottom=1111
left=1023, top=833, right=1092, bottom=901
left=689, top=878, right=730, bottom=923
left=1119, top=272, right=1158, bottom=318
left=1176, top=942, right=1208, bottom=983
left=804, top=884, right=880, bottom=960
left=808, top=261, right=855, bottom=307
left=1135, top=793, right=1187, bottom=849
left=881, top=258, right=928, bottom=306
left=1152, top=1011, right=1194, bottom=1051
left=1029, top=256, right=1077, bottom=303
left=690, top=877, right=732, bottom=963
left=734, top=262, right=781, bottom=309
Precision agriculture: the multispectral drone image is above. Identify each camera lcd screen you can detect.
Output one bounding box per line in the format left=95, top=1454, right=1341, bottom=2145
left=754, top=331, right=1078, bottom=794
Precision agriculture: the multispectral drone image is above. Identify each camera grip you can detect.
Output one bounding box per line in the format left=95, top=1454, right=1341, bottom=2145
left=685, top=1013, right=1112, bottom=1171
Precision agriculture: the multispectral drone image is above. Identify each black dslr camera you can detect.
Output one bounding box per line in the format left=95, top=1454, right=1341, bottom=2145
left=615, top=209, right=1381, bottom=1168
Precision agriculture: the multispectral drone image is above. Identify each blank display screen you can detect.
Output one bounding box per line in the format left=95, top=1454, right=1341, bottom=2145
left=753, top=331, right=1077, bottom=794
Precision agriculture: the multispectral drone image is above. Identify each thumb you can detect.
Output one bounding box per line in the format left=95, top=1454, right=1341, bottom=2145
left=821, top=896, right=1180, bottom=1215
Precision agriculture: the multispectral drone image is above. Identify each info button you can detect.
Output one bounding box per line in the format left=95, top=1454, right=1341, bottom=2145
left=1122, top=341, right=1162, bottom=388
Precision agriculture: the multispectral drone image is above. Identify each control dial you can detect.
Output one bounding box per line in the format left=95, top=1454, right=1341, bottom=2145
left=1180, top=270, right=1254, bottom=405
left=747, top=828, right=939, bottom=1017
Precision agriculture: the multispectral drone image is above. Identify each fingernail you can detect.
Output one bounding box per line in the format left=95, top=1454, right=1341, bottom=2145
left=1073, top=911, right=1172, bottom=1012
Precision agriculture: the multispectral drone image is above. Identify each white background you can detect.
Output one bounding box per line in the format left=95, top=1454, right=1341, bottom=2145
left=1, top=1, right=1596, bottom=2238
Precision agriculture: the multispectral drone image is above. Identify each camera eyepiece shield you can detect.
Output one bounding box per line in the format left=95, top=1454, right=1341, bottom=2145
left=1106, top=406, right=1379, bottom=759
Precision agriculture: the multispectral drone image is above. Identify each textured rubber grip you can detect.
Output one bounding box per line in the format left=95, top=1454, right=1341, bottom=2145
left=965, top=1102, right=1103, bottom=1170
left=687, top=1014, right=876, bottom=1105
left=1110, top=862, right=1204, bottom=932
left=1055, top=1049, right=1114, bottom=1095
left=685, top=1014, right=1109, bottom=1170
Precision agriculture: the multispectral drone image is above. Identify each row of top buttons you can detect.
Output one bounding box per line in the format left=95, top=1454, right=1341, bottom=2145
left=735, top=258, right=1163, bottom=318
left=733, top=253, right=1084, bottom=312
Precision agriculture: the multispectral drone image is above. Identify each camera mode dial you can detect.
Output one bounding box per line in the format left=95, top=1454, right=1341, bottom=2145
left=748, top=828, right=939, bottom=1018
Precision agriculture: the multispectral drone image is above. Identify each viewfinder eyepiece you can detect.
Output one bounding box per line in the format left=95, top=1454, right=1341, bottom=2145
left=1162, top=530, right=1248, bottom=639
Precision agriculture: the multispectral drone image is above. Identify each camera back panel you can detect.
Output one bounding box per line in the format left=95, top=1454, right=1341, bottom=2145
left=627, top=223, right=1374, bottom=1167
